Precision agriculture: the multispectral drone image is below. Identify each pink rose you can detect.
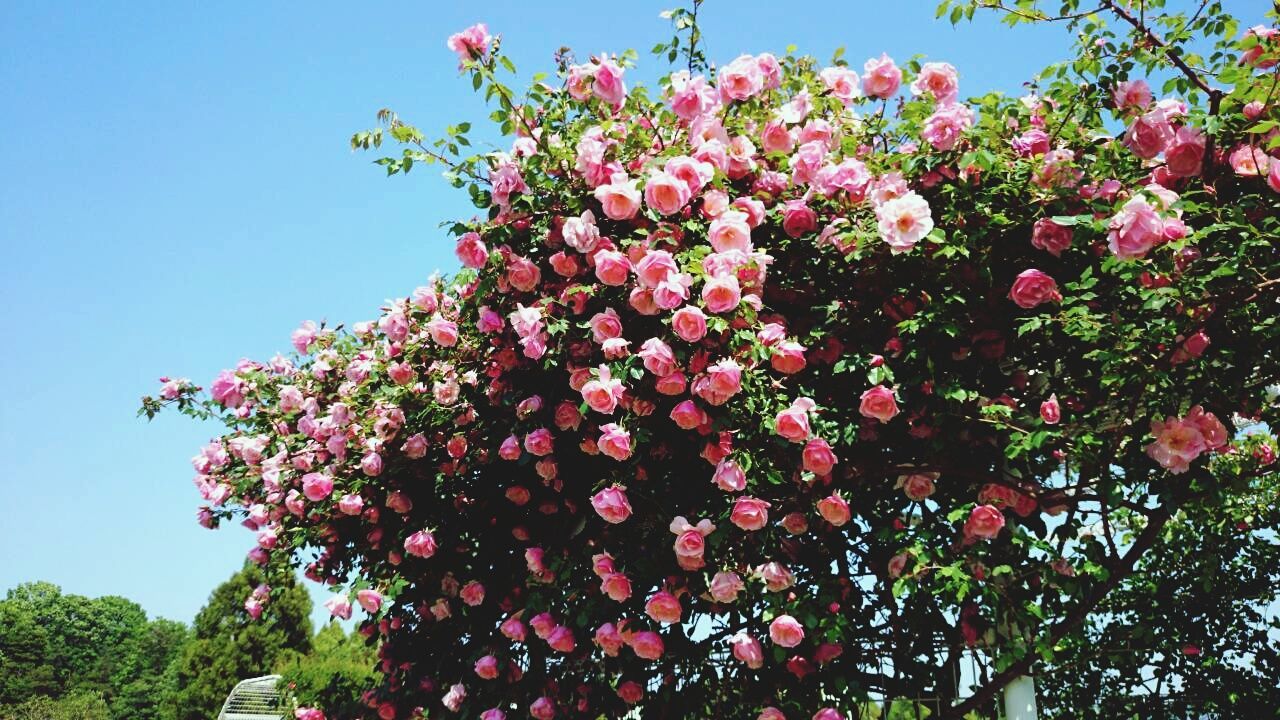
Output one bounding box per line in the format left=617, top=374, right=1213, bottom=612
left=475, top=655, right=499, bottom=679
left=639, top=337, right=677, bottom=376
left=1165, top=126, right=1206, bottom=177
left=592, top=58, right=627, bottom=107
left=597, top=424, right=633, bottom=461
left=1108, top=195, right=1166, bottom=259
left=859, top=385, right=900, bottom=423
left=862, top=53, right=902, bottom=99
left=1041, top=394, right=1061, bottom=425
left=1030, top=218, right=1073, bottom=257
left=636, top=250, right=679, bottom=288
left=875, top=192, right=934, bottom=254
left=758, top=561, right=794, bottom=591
left=702, top=274, right=742, bottom=314
left=1146, top=406, right=1227, bottom=473
left=708, top=211, right=753, bottom=252
left=301, top=472, right=333, bottom=502
left=817, top=493, right=851, bottom=526
left=588, top=308, right=623, bottom=343
left=629, top=630, right=665, bottom=660
left=781, top=200, right=818, bottom=238
left=547, top=626, right=575, bottom=653
left=645, top=170, right=692, bottom=215
left=922, top=103, right=974, bottom=151
left=1269, top=155, right=1280, bottom=193
left=910, top=62, right=959, bottom=103
left=770, top=341, right=807, bottom=375
left=802, top=437, right=838, bottom=475
left=1009, top=269, right=1062, bottom=309
left=819, top=66, right=861, bottom=105
left=617, top=681, right=644, bottom=705
left=356, top=589, right=382, bottom=614
left=1229, top=144, right=1271, bottom=176
left=561, top=210, right=601, bottom=253
left=595, top=623, right=624, bottom=655
left=718, top=54, right=764, bottom=102
left=670, top=399, right=708, bottom=430
left=769, top=615, right=805, bottom=647
left=600, top=572, right=632, bottom=601
left=645, top=590, right=683, bottom=624
left=964, top=504, right=1006, bottom=540
left=446, top=23, right=491, bottom=64
left=590, top=485, right=632, bottom=523
left=593, top=173, right=641, bottom=220
left=709, top=571, right=745, bottom=603
left=1112, top=79, right=1152, bottom=111
left=775, top=397, right=815, bottom=442
left=669, top=71, right=719, bottom=122
left=730, top=496, right=771, bottom=531
left=529, top=697, right=556, bottom=720
left=523, top=428, right=555, bottom=456
left=581, top=366, right=625, bottom=414
left=1241, top=25, right=1280, bottom=68
left=500, top=616, right=526, bottom=642
left=730, top=633, right=765, bottom=668
left=758, top=709, right=786, bottom=720
left=1123, top=108, right=1175, bottom=159
left=455, top=231, right=488, bottom=268
left=713, top=459, right=746, bottom=492
left=813, top=710, right=845, bottom=720
left=593, top=249, right=631, bottom=286
left=404, top=530, right=437, bottom=558
left=761, top=121, right=796, bottom=154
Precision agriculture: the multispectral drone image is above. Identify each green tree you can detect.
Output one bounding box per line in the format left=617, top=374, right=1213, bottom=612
left=169, top=564, right=312, bottom=720
left=0, top=601, right=57, bottom=705
left=276, top=623, right=377, bottom=720
left=0, top=689, right=111, bottom=720
left=110, top=619, right=190, bottom=720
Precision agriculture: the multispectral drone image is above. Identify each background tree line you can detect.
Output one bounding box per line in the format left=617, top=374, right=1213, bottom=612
left=0, top=565, right=376, bottom=720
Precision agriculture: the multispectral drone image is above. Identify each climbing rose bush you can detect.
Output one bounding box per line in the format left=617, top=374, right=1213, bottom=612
left=146, top=2, right=1280, bottom=718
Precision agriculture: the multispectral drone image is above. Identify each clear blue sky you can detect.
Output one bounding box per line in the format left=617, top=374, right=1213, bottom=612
left=0, top=1, right=1264, bottom=627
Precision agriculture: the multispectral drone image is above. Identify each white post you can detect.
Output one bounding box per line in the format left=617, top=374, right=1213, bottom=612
left=1002, top=675, right=1038, bottom=720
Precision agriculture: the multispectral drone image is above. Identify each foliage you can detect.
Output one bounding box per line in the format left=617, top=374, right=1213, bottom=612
left=277, top=623, right=379, bottom=720
left=168, top=564, right=313, bottom=720
left=146, top=1, right=1280, bottom=718
left=0, top=690, right=111, bottom=720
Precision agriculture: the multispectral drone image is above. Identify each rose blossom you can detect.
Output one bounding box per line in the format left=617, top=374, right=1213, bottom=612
left=590, top=485, right=632, bottom=523
left=713, top=459, right=746, bottom=492
left=597, top=424, right=633, bottom=461
left=645, top=590, right=683, bottom=624
left=730, top=633, right=765, bottom=668
left=819, top=66, right=861, bottom=105
left=817, top=493, right=851, bottom=526
left=446, top=23, right=490, bottom=64
left=645, top=170, right=692, bottom=215
left=862, top=53, right=902, bottom=98
left=910, top=61, right=959, bottom=103
left=730, top=496, right=771, bottom=531
left=1009, top=269, right=1062, bottom=309
left=802, top=437, right=838, bottom=475
left=600, top=572, right=632, bottom=601
left=593, top=249, right=631, bottom=286
left=1031, top=218, right=1072, bottom=257
left=769, top=615, right=805, bottom=647
left=561, top=210, right=601, bottom=253
left=965, top=504, right=1006, bottom=540
left=709, top=570, right=745, bottom=603
left=1165, top=126, right=1205, bottom=177
left=593, top=173, right=641, bottom=220
left=875, top=192, right=933, bottom=254
left=775, top=397, right=815, bottom=442
left=1041, top=394, right=1062, bottom=425
left=1123, top=108, right=1174, bottom=159
left=1108, top=195, right=1166, bottom=259
left=859, top=385, right=900, bottom=423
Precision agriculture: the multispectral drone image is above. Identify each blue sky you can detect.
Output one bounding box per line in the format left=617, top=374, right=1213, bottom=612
left=0, top=1, right=1264, bottom=627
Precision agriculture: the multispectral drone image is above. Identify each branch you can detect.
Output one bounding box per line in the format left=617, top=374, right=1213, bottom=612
left=938, top=503, right=1173, bottom=719
left=1099, top=0, right=1218, bottom=98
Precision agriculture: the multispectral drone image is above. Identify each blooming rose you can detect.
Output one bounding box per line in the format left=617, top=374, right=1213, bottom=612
left=1108, top=195, right=1166, bottom=259
left=702, top=273, right=742, bottom=314
left=600, top=572, right=632, bottom=601
left=769, top=615, right=805, bottom=647
left=593, top=173, right=642, bottom=219
left=819, top=66, right=860, bottom=105
left=1030, top=218, right=1072, bottom=257
left=446, top=23, right=490, bottom=64
left=775, top=397, right=815, bottom=442
left=529, top=697, right=556, bottom=720
left=781, top=200, right=818, bottom=238
left=597, top=424, right=633, bottom=461
left=730, top=633, right=765, bottom=668
left=875, top=192, right=934, bottom=253
left=718, top=54, right=764, bottom=102
left=1123, top=108, right=1174, bottom=159
left=802, top=437, right=838, bottom=475
left=708, top=211, right=753, bottom=252
left=1041, top=394, right=1061, bottom=425
left=645, top=170, right=692, bottom=215
left=730, top=496, right=771, bottom=531
left=629, top=630, right=665, bottom=660
left=455, top=231, right=489, bottom=268
left=592, top=57, right=627, bottom=107
left=911, top=62, right=959, bottom=103
left=593, top=249, right=631, bottom=286
left=1009, top=269, right=1062, bottom=309
left=964, top=504, right=1006, bottom=540
left=442, top=683, right=466, bottom=712
left=475, top=655, right=499, bottom=679
left=817, top=492, right=851, bottom=526
left=922, top=103, right=974, bottom=151
left=645, top=590, right=683, bottom=624
left=581, top=366, right=625, bottom=414
left=1229, top=144, right=1271, bottom=176
left=771, top=341, right=807, bottom=375
left=561, top=210, right=600, bottom=253
left=1146, top=405, right=1228, bottom=473
left=1112, top=79, right=1152, bottom=111
left=595, top=623, right=624, bottom=655
left=524, top=428, right=555, bottom=456
left=670, top=399, right=708, bottom=430
left=862, top=53, right=902, bottom=98
left=635, top=250, right=679, bottom=288
left=591, top=485, right=632, bottom=523
left=1164, top=126, right=1205, bottom=177
left=301, top=472, right=333, bottom=502
left=709, top=571, right=745, bottom=603
left=859, top=385, right=900, bottom=423
left=713, top=459, right=746, bottom=492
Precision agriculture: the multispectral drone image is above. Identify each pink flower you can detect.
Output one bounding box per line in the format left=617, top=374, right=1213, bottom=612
left=730, top=496, right=771, bottom=531
left=1108, top=195, right=1166, bottom=259
left=702, top=274, right=742, bottom=314
left=790, top=140, right=827, bottom=185
left=337, top=494, right=363, bottom=515
left=500, top=615, right=527, bottom=642
left=718, top=54, right=764, bottom=102
left=523, top=428, right=555, bottom=456
left=480, top=710, right=506, bottom=720
left=588, top=308, right=623, bottom=343
left=645, top=170, right=692, bottom=215
left=911, top=62, right=959, bottom=103
left=709, top=571, right=745, bottom=603
left=593, top=249, right=631, bottom=286
left=1165, top=126, right=1206, bottom=177
left=761, top=121, right=796, bottom=154
left=670, top=399, right=708, bottom=430
left=1269, top=154, right=1280, bottom=193
left=324, top=595, right=352, bottom=620
left=301, top=472, right=333, bottom=502
left=404, top=530, right=437, bottom=558
left=635, top=250, right=679, bottom=289
left=617, top=680, right=644, bottom=705
left=561, top=210, right=600, bottom=254
left=592, top=57, right=627, bottom=107
left=817, top=492, right=851, bottom=526
left=769, top=615, right=805, bottom=647
left=581, top=365, right=625, bottom=414
left=590, top=485, right=632, bottom=523
left=426, top=316, right=458, bottom=346
left=770, top=342, right=807, bottom=375
left=859, top=385, right=900, bottom=423
left=1146, top=406, right=1228, bottom=473
left=781, top=200, right=818, bottom=238
left=446, top=23, right=491, bottom=64
left=455, top=231, right=489, bottom=268
left=964, top=505, right=1006, bottom=540
left=813, top=710, right=845, bottom=720
left=1031, top=218, right=1073, bottom=257
left=1229, top=145, right=1271, bottom=176
left=1124, top=108, right=1175, bottom=159
left=669, top=71, right=719, bottom=122
left=730, top=633, right=765, bottom=668
left=645, top=590, right=683, bottom=624
left=875, top=192, right=934, bottom=254
left=1041, top=394, right=1061, bottom=425
left=759, top=709, right=786, bottom=720
left=713, top=459, right=746, bottom=492
left=1009, top=269, right=1062, bottom=309
left=593, top=173, right=642, bottom=220
left=922, top=103, right=974, bottom=151
left=629, top=630, right=665, bottom=660
left=489, top=159, right=528, bottom=209
left=814, top=159, right=871, bottom=200
left=474, top=655, right=499, bottom=680
left=802, top=438, right=838, bottom=475
left=547, top=626, right=576, bottom=653
left=597, top=424, right=633, bottom=461
left=1112, top=79, right=1152, bottom=111
left=670, top=304, right=711, bottom=340
left=356, top=589, right=383, bottom=614
left=600, top=572, right=632, bottom=601
left=775, top=397, right=816, bottom=442
left=1241, top=25, right=1280, bottom=68
left=639, top=337, right=677, bottom=376
left=819, top=66, right=861, bottom=105
left=291, top=320, right=319, bottom=353
left=758, top=561, right=794, bottom=591
left=862, top=53, right=902, bottom=99
left=529, top=697, right=557, bottom=720
left=708, top=211, right=753, bottom=252
left=665, top=155, right=716, bottom=195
